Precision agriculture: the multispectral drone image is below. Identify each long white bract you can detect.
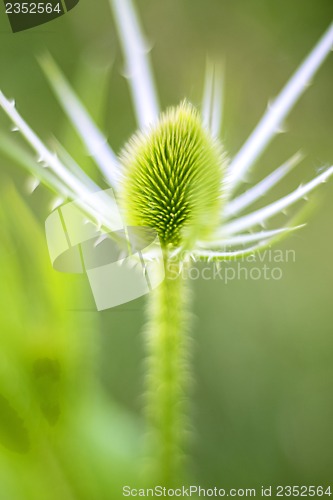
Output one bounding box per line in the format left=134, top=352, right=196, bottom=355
left=224, top=151, right=304, bottom=217
left=202, top=61, right=224, bottom=137
left=223, top=166, right=333, bottom=235
left=227, top=22, right=333, bottom=194
left=0, top=92, right=120, bottom=231
left=110, top=0, right=160, bottom=129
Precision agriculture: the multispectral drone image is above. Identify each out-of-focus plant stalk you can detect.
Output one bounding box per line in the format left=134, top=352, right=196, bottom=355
left=144, top=256, right=190, bottom=487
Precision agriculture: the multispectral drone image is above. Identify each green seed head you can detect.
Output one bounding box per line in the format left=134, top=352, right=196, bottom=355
left=119, top=102, right=225, bottom=248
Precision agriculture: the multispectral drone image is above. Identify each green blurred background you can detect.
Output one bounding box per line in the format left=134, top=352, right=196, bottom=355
left=0, top=0, right=333, bottom=497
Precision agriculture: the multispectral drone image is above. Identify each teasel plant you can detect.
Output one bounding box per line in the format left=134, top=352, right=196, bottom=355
left=0, top=0, right=333, bottom=487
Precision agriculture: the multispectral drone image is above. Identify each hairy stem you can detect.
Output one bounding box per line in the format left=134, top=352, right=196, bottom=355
left=144, top=256, right=190, bottom=487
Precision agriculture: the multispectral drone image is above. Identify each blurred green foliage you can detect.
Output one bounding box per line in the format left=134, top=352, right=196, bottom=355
left=0, top=186, right=140, bottom=498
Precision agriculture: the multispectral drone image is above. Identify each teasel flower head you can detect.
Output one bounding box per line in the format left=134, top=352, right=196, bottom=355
left=0, top=0, right=333, bottom=265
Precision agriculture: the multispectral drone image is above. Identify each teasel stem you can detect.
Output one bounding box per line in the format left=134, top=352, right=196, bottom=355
left=144, top=253, right=191, bottom=487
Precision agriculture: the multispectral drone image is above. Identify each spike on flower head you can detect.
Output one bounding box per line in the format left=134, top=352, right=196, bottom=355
left=119, top=101, right=226, bottom=248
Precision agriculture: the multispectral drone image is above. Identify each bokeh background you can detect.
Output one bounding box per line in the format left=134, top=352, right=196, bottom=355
left=0, top=0, right=333, bottom=497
